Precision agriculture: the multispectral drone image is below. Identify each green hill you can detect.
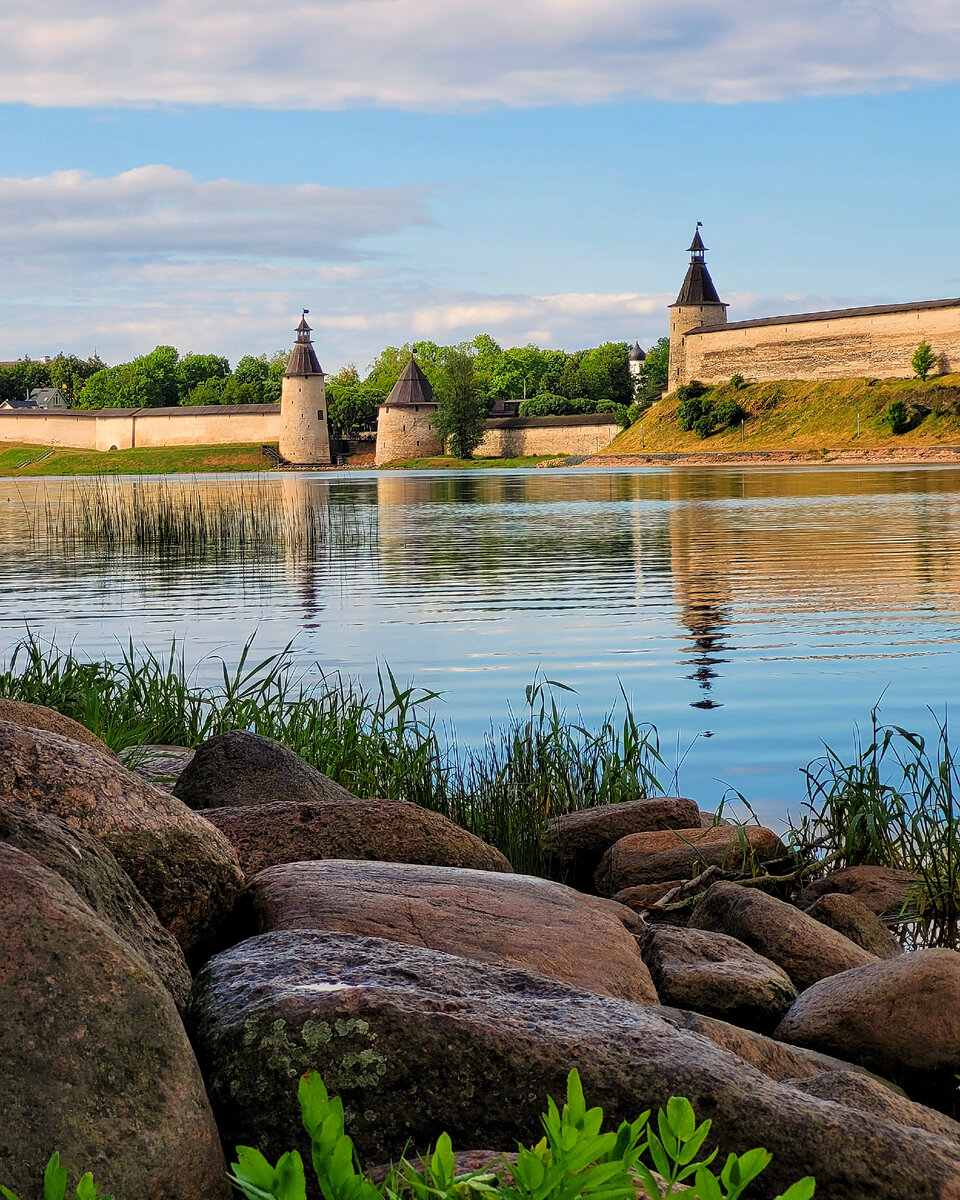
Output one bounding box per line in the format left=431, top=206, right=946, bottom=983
left=604, top=374, right=960, bottom=455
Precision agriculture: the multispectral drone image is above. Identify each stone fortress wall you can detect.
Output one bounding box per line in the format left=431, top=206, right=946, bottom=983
left=477, top=413, right=620, bottom=458
left=374, top=403, right=442, bottom=465
left=679, top=299, right=960, bottom=387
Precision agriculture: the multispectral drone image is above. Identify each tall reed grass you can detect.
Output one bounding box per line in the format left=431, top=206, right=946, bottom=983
left=0, top=637, right=664, bottom=876
left=791, top=706, right=960, bottom=947
left=20, top=477, right=376, bottom=559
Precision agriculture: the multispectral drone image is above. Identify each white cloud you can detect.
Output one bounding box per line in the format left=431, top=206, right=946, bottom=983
left=0, top=1, right=959, bottom=109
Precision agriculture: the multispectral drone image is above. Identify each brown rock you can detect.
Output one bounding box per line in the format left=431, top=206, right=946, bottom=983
left=123, top=744, right=195, bottom=793
left=201, top=798, right=511, bottom=876
left=613, top=881, right=686, bottom=910
left=775, top=950, right=960, bottom=1091
left=594, top=825, right=785, bottom=895
left=0, top=720, right=244, bottom=960
left=799, top=865, right=921, bottom=917
left=0, top=845, right=228, bottom=1200
left=806, top=893, right=902, bottom=959
left=0, top=698, right=116, bottom=759
left=188, top=930, right=960, bottom=1200
left=174, top=729, right=359, bottom=809
left=0, top=802, right=191, bottom=1012
left=639, top=925, right=796, bottom=1032
left=787, top=1070, right=960, bottom=1145
left=688, top=881, right=876, bottom=991
left=238, top=859, right=658, bottom=1004
left=543, top=798, right=699, bottom=888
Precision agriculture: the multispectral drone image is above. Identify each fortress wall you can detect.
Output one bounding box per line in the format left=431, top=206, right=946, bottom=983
left=375, top=404, right=442, bottom=465
left=0, top=406, right=280, bottom=451
left=682, top=303, right=960, bottom=386
left=477, top=417, right=620, bottom=457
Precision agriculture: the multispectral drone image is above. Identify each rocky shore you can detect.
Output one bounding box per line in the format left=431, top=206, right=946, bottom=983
left=1, top=703, right=959, bottom=1199
left=582, top=447, right=960, bottom=468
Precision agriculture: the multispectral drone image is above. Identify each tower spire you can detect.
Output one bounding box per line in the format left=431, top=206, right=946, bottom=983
left=688, top=222, right=706, bottom=259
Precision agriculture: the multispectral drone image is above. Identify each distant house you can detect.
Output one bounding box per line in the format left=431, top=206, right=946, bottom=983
left=1, top=388, right=69, bottom=411
left=488, top=399, right=521, bottom=417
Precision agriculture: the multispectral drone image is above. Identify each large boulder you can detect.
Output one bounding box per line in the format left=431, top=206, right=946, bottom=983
left=543, top=798, right=700, bottom=889
left=594, top=825, right=784, bottom=895
left=805, top=892, right=902, bottom=959
left=238, top=859, right=658, bottom=1003
left=0, top=720, right=244, bottom=960
left=123, top=744, right=195, bottom=793
left=0, top=844, right=228, bottom=1200
left=638, top=924, right=796, bottom=1032
left=201, top=798, right=511, bottom=876
left=688, top=881, right=877, bottom=991
left=0, top=698, right=116, bottom=759
left=613, top=881, right=686, bottom=912
left=188, top=930, right=960, bottom=1200
left=799, top=866, right=920, bottom=917
left=775, top=950, right=960, bottom=1093
left=0, top=802, right=191, bottom=1013
left=787, top=1070, right=960, bottom=1145
left=174, top=729, right=359, bottom=809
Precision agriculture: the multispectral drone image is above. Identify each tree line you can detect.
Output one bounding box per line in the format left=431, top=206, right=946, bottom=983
left=0, top=335, right=669, bottom=454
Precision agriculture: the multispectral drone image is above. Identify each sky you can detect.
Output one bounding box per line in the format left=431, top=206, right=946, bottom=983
left=2, top=1, right=960, bottom=372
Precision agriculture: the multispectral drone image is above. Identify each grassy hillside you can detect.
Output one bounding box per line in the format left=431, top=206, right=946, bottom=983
left=0, top=442, right=273, bottom=476
left=604, top=374, right=960, bottom=455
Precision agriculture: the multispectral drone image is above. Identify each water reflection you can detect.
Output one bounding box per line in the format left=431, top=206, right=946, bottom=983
left=2, top=465, right=960, bottom=821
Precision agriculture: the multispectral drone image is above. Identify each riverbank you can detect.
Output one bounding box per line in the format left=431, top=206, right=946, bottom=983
left=0, top=441, right=272, bottom=475
left=582, top=445, right=960, bottom=468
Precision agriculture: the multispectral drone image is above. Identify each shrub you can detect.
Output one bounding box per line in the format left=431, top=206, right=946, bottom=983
left=729, top=374, right=746, bottom=390
left=677, top=387, right=746, bottom=439
left=518, top=394, right=575, bottom=417
left=2, top=1152, right=113, bottom=1200
left=227, top=1070, right=815, bottom=1200
left=675, top=380, right=708, bottom=403
left=886, top=400, right=910, bottom=435
left=713, top=397, right=747, bottom=428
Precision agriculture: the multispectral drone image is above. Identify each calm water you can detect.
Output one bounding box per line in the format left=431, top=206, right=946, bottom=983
left=2, top=465, right=960, bottom=824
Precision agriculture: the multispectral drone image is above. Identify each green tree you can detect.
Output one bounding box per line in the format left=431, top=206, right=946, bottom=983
left=234, top=355, right=270, bottom=390
left=176, top=353, right=229, bottom=400
left=636, top=336, right=669, bottom=403
left=578, top=341, right=633, bottom=405
left=76, top=368, right=121, bottom=408
left=912, top=340, right=935, bottom=382
left=433, top=346, right=488, bottom=458
left=183, top=377, right=226, bottom=406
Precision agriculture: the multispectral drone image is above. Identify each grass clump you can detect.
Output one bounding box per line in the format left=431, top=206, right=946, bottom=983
left=790, top=704, right=960, bottom=946
left=0, top=638, right=664, bottom=877
left=227, top=1070, right=814, bottom=1200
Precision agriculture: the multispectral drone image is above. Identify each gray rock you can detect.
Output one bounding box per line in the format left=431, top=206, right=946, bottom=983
left=0, top=845, right=228, bottom=1200
left=0, top=801, right=191, bottom=1013
left=688, top=881, right=876, bottom=991
left=0, top=698, right=117, bottom=760
left=0, top=720, right=244, bottom=961
left=187, top=931, right=960, bottom=1200
left=775, top=949, right=960, bottom=1093
left=174, top=729, right=359, bottom=809
left=805, top=892, right=902, bottom=959
left=543, top=798, right=699, bottom=889
left=237, top=859, right=658, bottom=1003
left=201, top=798, right=511, bottom=877
left=639, top=924, right=796, bottom=1032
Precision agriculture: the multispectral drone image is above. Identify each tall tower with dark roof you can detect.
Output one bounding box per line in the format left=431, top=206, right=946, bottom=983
left=374, top=355, right=442, bottom=465
left=667, top=226, right=728, bottom=392
left=279, top=312, right=331, bottom=465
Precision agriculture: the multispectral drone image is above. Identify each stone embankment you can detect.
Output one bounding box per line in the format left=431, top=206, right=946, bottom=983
left=1, top=709, right=960, bottom=1199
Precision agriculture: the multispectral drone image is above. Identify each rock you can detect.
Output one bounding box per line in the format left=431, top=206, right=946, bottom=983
left=805, top=893, right=902, bottom=959
left=638, top=925, right=796, bottom=1032
left=688, top=881, right=877, bottom=991
left=0, top=844, right=228, bottom=1200
left=0, top=698, right=116, bottom=759
left=0, top=720, right=244, bottom=960
left=238, top=859, right=658, bottom=1004
left=123, top=744, right=195, bottom=793
left=775, top=950, right=960, bottom=1093
left=613, top=882, right=685, bottom=910
left=188, top=930, right=960, bottom=1200
left=201, top=798, right=511, bottom=877
left=787, top=1070, right=960, bottom=1145
left=0, top=802, right=192, bottom=1012
left=799, top=866, right=921, bottom=917
left=594, top=825, right=785, bottom=895
left=543, top=798, right=700, bottom=888
left=173, top=729, right=359, bottom=809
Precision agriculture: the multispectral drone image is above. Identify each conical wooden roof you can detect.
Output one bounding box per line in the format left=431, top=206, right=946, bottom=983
left=284, top=312, right=323, bottom=377
left=384, top=356, right=435, bottom=406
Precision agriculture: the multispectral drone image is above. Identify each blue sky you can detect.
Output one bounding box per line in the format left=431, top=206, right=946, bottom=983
left=2, top=1, right=959, bottom=371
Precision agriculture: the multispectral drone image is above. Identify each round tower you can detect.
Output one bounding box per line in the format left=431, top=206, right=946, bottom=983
left=667, top=225, right=728, bottom=392
left=279, top=312, right=331, bottom=466
left=375, top=355, right=442, bottom=466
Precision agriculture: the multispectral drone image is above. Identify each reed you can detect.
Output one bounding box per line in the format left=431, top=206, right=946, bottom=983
left=21, top=476, right=376, bottom=559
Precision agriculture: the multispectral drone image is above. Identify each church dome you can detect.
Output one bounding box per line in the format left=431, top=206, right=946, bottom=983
left=629, top=339, right=646, bottom=362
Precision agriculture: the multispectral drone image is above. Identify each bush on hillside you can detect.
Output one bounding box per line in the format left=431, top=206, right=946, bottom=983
left=677, top=385, right=748, bottom=440
left=886, top=400, right=911, bottom=435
